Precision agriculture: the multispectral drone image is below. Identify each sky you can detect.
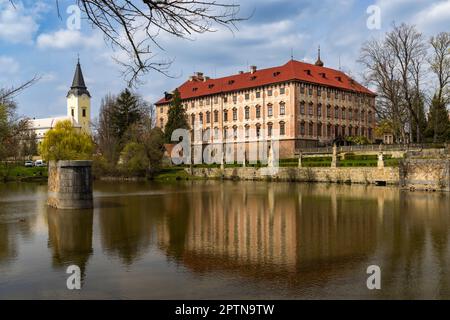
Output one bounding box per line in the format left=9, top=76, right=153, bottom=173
left=0, top=0, right=449, bottom=120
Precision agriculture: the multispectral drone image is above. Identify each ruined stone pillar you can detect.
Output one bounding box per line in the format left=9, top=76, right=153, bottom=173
left=48, top=160, right=93, bottom=209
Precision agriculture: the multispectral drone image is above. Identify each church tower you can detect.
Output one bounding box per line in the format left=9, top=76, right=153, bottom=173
left=67, top=59, right=91, bottom=134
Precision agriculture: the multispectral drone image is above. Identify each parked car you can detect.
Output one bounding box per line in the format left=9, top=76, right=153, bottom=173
left=34, top=160, right=46, bottom=167
left=24, top=161, right=34, bottom=167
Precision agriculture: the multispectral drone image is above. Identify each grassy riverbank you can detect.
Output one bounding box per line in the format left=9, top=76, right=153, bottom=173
left=0, top=165, right=48, bottom=182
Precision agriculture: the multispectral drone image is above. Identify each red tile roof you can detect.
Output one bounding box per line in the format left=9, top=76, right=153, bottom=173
left=156, top=59, right=375, bottom=105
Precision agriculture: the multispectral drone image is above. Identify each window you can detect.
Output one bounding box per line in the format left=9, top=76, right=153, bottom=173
left=223, top=96, right=228, bottom=103
left=224, top=110, right=228, bottom=122
left=214, top=127, right=219, bottom=139
left=309, top=122, right=313, bottom=136
left=199, top=100, right=203, bottom=106
left=342, top=108, right=346, bottom=120
left=191, top=114, right=195, bottom=126
left=214, top=110, right=219, bottom=122
left=71, top=109, right=74, bottom=117
left=191, top=102, right=195, bottom=109
left=256, top=106, right=261, bottom=118
left=206, top=98, right=210, bottom=105
left=245, top=125, right=250, bottom=138
left=204, top=128, right=210, bottom=141
left=245, top=106, right=250, bottom=120
left=349, top=109, right=353, bottom=120
left=256, top=124, right=261, bottom=138
left=245, top=93, right=250, bottom=100
left=327, top=124, right=332, bottom=137
left=214, top=96, right=218, bottom=104
left=308, top=103, right=313, bottom=116
left=300, top=122, right=305, bottom=135
left=308, top=88, right=313, bottom=96
left=317, top=88, right=322, bottom=97
left=334, top=107, right=339, bottom=119
left=223, top=127, right=228, bottom=139
left=160, top=107, right=163, bottom=114
left=300, top=102, right=305, bottom=115
left=327, top=105, right=331, bottom=118
left=327, top=90, right=331, bottom=99
left=233, top=126, right=238, bottom=139
left=233, top=108, right=237, bottom=121
left=267, top=123, right=273, bottom=137
left=335, top=92, right=339, bottom=99
left=256, top=91, right=261, bottom=99
left=300, top=85, right=305, bottom=94
left=206, top=111, right=210, bottom=124
left=199, top=112, right=203, bottom=124
left=160, top=118, right=163, bottom=128
left=317, top=123, right=322, bottom=137
left=317, top=104, right=322, bottom=117
left=268, top=89, right=273, bottom=96
left=279, top=121, right=285, bottom=136
left=280, top=87, right=285, bottom=94
left=280, top=102, right=285, bottom=116
left=267, top=104, right=273, bottom=117
left=233, top=95, right=237, bottom=104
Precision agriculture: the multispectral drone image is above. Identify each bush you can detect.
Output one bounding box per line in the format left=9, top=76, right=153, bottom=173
left=120, top=142, right=148, bottom=176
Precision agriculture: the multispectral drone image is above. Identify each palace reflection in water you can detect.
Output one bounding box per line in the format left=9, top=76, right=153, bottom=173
left=0, top=181, right=449, bottom=299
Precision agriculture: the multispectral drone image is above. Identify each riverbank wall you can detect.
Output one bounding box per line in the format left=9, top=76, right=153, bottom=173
left=187, top=167, right=400, bottom=185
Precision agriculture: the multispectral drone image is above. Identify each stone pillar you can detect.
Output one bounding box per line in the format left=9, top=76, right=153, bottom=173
left=377, top=152, right=385, bottom=168
left=331, top=144, right=338, bottom=168
left=48, top=160, right=93, bottom=209
left=298, top=152, right=303, bottom=168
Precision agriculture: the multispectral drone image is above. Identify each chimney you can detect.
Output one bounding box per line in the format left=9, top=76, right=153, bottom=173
left=238, top=71, right=244, bottom=74
left=193, top=72, right=204, bottom=81
left=203, top=76, right=210, bottom=82
left=164, top=91, right=173, bottom=100
left=250, top=65, right=257, bottom=74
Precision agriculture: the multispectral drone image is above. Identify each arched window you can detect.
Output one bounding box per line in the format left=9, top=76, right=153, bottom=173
left=300, top=101, right=305, bottom=115
left=279, top=121, right=286, bottom=136
left=256, top=123, right=261, bottom=138
left=206, top=111, right=211, bottom=123
left=232, top=125, right=238, bottom=139
left=214, top=127, right=219, bottom=140
left=267, top=122, right=273, bottom=137
left=245, top=106, right=250, bottom=120
left=191, top=114, right=195, bottom=126
left=334, top=106, right=339, bottom=119
left=308, top=102, right=313, bottom=116
left=245, top=125, right=250, bottom=138
left=267, top=104, right=273, bottom=117
left=317, top=122, right=322, bottom=137
left=223, top=109, right=228, bottom=122
left=223, top=126, right=228, bottom=139
left=279, top=102, right=286, bottom=116
left=317, top=103, right=322, bottom=117
left=214, top=110, right=219, bottom=122
left=300, top=121, right=305, bottom=136
left=308, top=122, right=314, bottom=136
left=255, top=105, right=261, bottom=119
left=203, top=128, right=211, bottom=141
left=342, top=107, right=346, bottom=120
left=232, top=107, right=237, bottom=121
left=326, top=104, right=331, bottom=118
left=199, top=112, right=203, bottom=124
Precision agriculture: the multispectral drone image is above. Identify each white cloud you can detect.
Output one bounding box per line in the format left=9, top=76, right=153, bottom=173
left=0, top=55, right=20, bottom=75
left=0, top=0, right=39, bottom=44
left=37, top=29, right=102, bottom=50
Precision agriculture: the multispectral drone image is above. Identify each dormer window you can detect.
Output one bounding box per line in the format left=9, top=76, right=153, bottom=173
left=228, top=80, right=235, bottom=85
left=273, top=71, right=281, bottom=77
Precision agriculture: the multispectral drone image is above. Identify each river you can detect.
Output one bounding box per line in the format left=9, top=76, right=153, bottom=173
left=1, top=181, right=449, bottom=299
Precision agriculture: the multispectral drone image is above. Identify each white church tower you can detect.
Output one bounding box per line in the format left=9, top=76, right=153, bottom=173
left=67, top=59, right=91, bottom=134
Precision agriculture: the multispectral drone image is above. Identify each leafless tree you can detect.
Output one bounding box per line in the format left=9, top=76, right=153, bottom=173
left=385, top=23, right=428, bottom=143
left=430, top=32, right=450, bottom=105
left=13, top=0, right=242, bottom=87
left=359, top=38, right=408, bottom=142
left=0, top=76, right=40, bottom=105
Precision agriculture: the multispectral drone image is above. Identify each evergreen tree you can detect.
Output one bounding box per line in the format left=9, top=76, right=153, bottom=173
left=111, top=88, right=145, bottom=142
left=425, top=95, right=450, bottom=143
left=164, top=89, right=189, bottom=143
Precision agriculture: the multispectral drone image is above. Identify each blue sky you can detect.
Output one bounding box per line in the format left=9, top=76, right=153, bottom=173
left=0, top=0, right=449, bottom=120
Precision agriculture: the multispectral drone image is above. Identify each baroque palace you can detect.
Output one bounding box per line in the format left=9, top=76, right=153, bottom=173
left=155, top=52, right=376, bottom=158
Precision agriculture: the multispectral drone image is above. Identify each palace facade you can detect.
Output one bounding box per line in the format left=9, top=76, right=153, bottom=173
left=155, top=54, right=376, bottom=158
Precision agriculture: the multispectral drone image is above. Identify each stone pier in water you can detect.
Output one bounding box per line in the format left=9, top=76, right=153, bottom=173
left=47, top=160, right=93, bottom=209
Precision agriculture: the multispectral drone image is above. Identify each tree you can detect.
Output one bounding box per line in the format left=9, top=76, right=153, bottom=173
left=39, top=120, right=94, bottom=161
left=164, top=89, right=189, bottom=143
left=425, top=95, right=450, bottom=143
left=111, top=88, right=148, bottom=144
left=95, top=94, right=121, bottom=164
left=429, top=32, right=450, bottom=143
left=6, top=0, right=243, bottom=86
left=120, top=142, right=148, bottom=176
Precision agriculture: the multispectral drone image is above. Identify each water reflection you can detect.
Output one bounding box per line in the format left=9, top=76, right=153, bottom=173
left=1, top=181, right=450, bottom=298
left=47, top=208, right=93, bottom=280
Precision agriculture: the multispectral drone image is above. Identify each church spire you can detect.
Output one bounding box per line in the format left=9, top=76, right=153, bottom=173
left=67, top=58, right=90, bottom=97
left=315, top=45, right=324, bottom=67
